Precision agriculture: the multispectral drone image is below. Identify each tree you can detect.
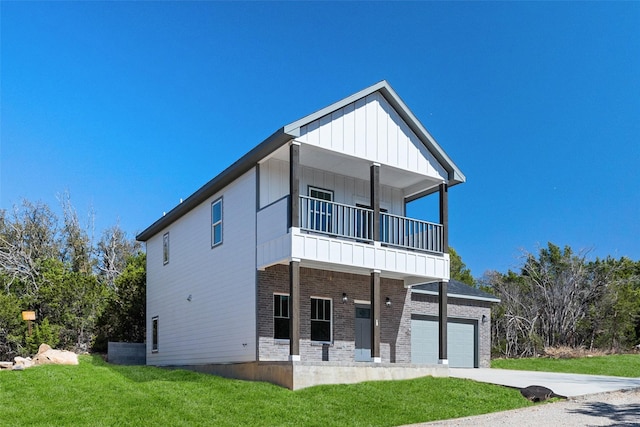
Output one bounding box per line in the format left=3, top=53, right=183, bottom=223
left=486, top=242, right=640, bottom=357
left=94, top=252, right=146, bottom=351
left=449, top=247, right=474, bottom=285
left=0, top=200, right=59, bottom=296
left=585, top=257, right=640, bottom=351
left=95, top=224, right=141, bottom=289
left=0, top=197, right=141, bottom=359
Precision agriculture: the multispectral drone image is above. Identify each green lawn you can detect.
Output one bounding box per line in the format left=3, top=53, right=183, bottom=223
left=492, top=354, right=640, bottom=378
left=0, top=355, right=531, bottom=426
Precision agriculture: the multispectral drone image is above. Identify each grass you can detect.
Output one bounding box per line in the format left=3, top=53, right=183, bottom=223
left=0, top=355, right=531, bottom=426
left=492, top=354, right=640, bottom=378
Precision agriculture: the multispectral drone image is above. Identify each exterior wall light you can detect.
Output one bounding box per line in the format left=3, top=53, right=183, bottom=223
left=342, top=293, right=348, bottom=303
left=385, top=297, right=391, bottom=307
left=187, top=294, right=192, bottom=302
left=482, top=314, right=487, bottom=324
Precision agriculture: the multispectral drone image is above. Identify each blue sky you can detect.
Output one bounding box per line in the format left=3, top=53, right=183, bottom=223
left=2, top=2, right=639, bottom=277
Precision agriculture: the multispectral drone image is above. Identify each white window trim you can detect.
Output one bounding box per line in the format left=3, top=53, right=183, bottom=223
left=308, top=186, right=333, bottom=201
left=273, top=293, right=290, bottom=342
left=211, top=197, right=223, bottom=248
left=310, top=296, right=332, bottom=343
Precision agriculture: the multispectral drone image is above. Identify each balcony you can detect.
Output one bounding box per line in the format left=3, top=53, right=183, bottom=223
left=257, top=196, right=449, bottom=282
left=299, top=196, right=443, bottom=253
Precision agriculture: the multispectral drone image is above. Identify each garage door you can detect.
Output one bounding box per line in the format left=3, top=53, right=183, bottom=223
left=411, top=316, right=477, bottom=368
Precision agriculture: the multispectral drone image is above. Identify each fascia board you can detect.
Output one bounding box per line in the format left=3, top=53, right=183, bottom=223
left=411, top=288, right=501, bottom=303
left=283, top=80, right=389, bottom=137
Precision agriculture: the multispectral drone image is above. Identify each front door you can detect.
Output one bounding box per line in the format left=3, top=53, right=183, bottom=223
left=355, top=305, right=371, bottom=362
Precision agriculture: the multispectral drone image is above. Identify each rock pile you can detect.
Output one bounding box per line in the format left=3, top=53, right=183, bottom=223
left=0, top=344, right=78, bottom=371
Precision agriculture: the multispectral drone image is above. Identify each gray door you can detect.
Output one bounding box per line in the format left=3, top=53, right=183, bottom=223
left=355, top=305, right=371, bottom=362
left=411, top=316, right=477, bottom=368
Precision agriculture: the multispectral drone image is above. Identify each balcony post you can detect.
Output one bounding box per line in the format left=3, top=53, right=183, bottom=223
left=370, top=163, right=380, bottom=241
left=439, top=182, right=448, bottom=253
left=370, top=269, right=381, bottom=362
left=289, top=142, right=300, bottom=228
left=289, top=259, right=300, bottom=361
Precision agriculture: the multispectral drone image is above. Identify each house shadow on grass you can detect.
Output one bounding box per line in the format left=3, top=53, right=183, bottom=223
left=86, top=355, right=209, bottom=384
left=89, top=355, right=285, bottom=390
left=568, top=399, right=640, bottom=426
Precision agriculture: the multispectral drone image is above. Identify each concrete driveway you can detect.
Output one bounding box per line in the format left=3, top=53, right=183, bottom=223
left=449, top=368, right=640, bottom=397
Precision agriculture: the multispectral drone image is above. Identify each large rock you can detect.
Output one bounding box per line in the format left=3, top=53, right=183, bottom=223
left=37, top=343, right=52, bottom=354
left=0, top=361, right=13, bottom=370
left=14, top=356, right=34, bottom=369
left=33, top=347, right=78, bottom=366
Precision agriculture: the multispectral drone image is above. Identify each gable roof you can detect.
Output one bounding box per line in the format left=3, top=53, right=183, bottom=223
left=137, top=81, right=465, bottom=242
left=412, top=279, right=501, bottom=303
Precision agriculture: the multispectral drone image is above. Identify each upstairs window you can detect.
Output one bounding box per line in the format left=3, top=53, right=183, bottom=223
left=211, top=197, right=223, bottom=247
left=311, top=297, right=332, bottom=342
left=308, top=187, right=333, bottom=233
left=162, top=232, right=169, bottom=265
left=273, top=294, right=290, bottom=340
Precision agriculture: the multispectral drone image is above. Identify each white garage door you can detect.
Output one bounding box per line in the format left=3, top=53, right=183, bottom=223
left=411, top=316, right=477, bottom=368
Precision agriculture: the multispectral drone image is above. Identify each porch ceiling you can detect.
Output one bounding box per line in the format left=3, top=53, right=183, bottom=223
left=266, top=144, right=443, bottom=197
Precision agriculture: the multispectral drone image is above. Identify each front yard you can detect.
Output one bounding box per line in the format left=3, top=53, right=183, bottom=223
left=0, top=355, right=530, bottom=426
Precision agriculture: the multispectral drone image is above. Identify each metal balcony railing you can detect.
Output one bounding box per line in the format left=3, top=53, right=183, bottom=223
left=299, top=196, right=443, bottom=253
left=380, top=212, right=443, bottom=253
left=300, top=196, right=374, bottom=242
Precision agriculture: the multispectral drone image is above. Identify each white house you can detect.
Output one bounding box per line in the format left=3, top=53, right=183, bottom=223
left=137, top=81, right=494, bottom=389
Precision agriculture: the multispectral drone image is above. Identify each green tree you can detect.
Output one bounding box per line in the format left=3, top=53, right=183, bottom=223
left=25, top=318, right=60, bottom=354
left=0, top=292, right=26, bottom=359
left=94, top=252, right=146, bottom=351
left=449, top=247, right=474, bottom=285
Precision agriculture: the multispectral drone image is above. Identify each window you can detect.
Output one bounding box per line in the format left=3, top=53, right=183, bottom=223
left=311, top=297, right=332, bottom=342
left=211, top=197, right=223, bottom=247
left=162, top=233, right=169, bottom=265
left=273, top=294, right=290, bottom=340
left=152, top=316, right=159, bottom=352
left=308, top=187, right=333, bottom=233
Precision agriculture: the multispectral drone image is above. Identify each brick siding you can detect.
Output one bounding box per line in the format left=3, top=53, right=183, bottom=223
left=257, top=264, right=493, bottom=367
left=410, top=293, right=493, bottom=368
left=257, top=264, right=409, bottom=363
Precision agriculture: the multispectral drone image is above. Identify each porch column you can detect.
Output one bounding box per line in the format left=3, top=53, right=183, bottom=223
left=370, top=163, right=380, bottom=241
left=438, top=280, right=448, bottom=364
left=289, top=142, right=300, bottom=228
left=438, top=182, right=449, bottom=365
left=370, top=269, right=381, bottom=362
left=289, top=259, right=300, bottom=361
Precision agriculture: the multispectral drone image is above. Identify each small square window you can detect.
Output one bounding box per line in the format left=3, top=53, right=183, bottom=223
left=162, top=233, right=169, bottom=265
left=211, top=198, right=223, bottom=247
left=273, top=294, right=290, bottom=340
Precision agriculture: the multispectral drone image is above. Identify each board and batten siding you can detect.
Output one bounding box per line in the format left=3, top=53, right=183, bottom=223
left=297, top=92, right=448, bottom=182
left=259, top=158, right=404, bottom=215
left=146, top=169, right=257, bottom=366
